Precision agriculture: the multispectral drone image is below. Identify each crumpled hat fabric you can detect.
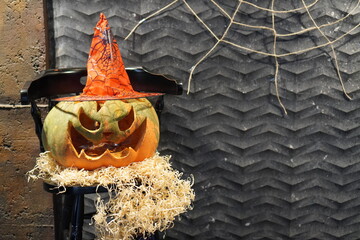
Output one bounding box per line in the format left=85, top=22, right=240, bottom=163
left=57, top=13, right=162, bottom=101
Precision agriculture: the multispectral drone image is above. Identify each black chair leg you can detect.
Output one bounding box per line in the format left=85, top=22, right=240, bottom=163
left=70, top=194, right=84, bottom=240
left=53, top=194, right=74, bottom=240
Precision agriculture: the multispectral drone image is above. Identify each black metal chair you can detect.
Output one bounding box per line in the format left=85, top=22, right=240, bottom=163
left=21, top=67, right=182, bottom=240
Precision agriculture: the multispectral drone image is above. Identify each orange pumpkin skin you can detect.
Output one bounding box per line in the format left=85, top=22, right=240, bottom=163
left=42, top=99, right=159, bottom=170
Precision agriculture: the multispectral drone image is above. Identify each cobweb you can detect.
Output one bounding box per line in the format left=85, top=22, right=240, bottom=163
left=124, top=0, right=360, bottom=114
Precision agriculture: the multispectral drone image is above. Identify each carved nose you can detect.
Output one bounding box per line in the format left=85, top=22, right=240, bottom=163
left=103, top=132, right=113, bottom=138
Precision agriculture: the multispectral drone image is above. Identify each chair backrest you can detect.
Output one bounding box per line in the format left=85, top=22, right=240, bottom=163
left=21, top=67, right=182, bottom=103
left=21, top=67, right=182, bottom=151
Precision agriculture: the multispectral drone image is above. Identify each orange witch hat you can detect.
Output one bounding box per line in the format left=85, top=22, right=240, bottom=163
left=57, top=13, right=162, bottom=101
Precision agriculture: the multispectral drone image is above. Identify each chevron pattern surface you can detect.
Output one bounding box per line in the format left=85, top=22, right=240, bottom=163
left=47, top=0, right=360, bottom=239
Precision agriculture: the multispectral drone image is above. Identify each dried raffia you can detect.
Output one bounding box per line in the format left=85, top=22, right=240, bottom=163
left=27, top=152, right=195, bottom=240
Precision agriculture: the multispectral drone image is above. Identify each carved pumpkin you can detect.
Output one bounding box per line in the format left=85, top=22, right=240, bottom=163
left=41, top=99, right=159, bottom=170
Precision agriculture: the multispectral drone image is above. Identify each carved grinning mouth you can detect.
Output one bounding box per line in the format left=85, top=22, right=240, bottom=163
left=69, top=117, right=147, bottom=159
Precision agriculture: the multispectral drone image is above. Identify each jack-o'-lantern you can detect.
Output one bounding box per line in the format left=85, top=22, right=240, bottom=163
left=42, top=99, right=159, bottom=170
left=41, top=13, right=163, bottom=170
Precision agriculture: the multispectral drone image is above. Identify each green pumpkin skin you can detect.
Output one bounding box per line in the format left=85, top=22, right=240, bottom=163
left=42, top=99, right=159, bottom=170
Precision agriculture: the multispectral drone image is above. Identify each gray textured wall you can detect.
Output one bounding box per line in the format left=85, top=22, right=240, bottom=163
left=47, top=0, right=360, bottom=239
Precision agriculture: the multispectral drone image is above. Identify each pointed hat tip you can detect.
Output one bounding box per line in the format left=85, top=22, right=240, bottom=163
left=97, top=13, right=109, bottom=31
left=99, top=12, right=108, bottom=22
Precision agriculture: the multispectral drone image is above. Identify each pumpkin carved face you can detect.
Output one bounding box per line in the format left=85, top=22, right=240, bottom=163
left=42, top=99, right=159, bottom=170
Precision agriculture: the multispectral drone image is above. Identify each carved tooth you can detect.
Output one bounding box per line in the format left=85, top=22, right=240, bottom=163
left=128, top=147, right=136, bottom=155
left=69, top=142, right=80, bottom=157
left=79, top=148, right=86, bottom=158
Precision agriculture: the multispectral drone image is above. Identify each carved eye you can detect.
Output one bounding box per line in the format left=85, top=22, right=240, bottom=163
left=118, top=107, right=135, bottom=131
left=79, top=108, right=100, bottom=130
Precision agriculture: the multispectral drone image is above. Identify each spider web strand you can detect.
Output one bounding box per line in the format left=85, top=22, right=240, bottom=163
left=124, top=0, right=179, bottom=40
left=271, top=0, right=287, bottom=115
left=242, top=0, right=321, bottom=14
left=121, top=0, right=360, bottom=112
left=187, top=0, right=243, bottom=94
left=301, top=0, right=352, bottom=100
